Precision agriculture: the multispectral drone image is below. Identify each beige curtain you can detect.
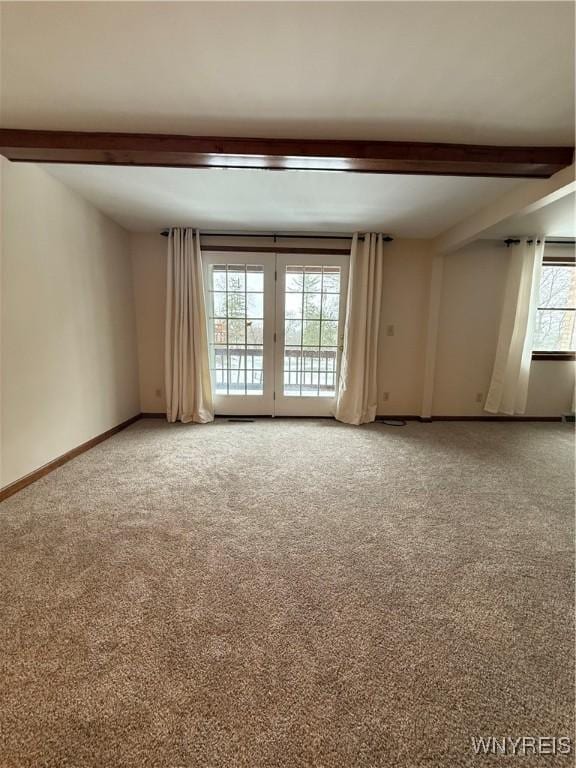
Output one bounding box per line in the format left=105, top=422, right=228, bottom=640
left=484, top=238, right=544, bottom=415
left=335, top=233, right=385, bottom=425
left=165, top=228, right=214, bottom=423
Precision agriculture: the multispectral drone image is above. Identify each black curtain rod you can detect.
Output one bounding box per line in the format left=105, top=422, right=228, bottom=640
left=504, top=238, right=575, bottom=247
left=504, top=238, right=542, bottom=247
left=160, top=229, right=393, bottom=242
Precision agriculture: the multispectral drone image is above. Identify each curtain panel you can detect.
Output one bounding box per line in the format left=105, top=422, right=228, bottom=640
left=165, top=228, right=214, bottom=424
left=484, top=238, right=544, bottom=415
left=335, top=233, right=385, bottom=425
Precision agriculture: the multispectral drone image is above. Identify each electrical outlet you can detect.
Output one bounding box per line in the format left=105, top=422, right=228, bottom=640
left=155, top=388, right=162, bottom=398
left=475, top=392, right=483, bottom=403
left=382, top=391, right=390, bottom=401
left=386, top=324, right=395, bottom=337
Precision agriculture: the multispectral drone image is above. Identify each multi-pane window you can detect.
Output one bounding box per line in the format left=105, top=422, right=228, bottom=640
left=208, top=264, right=264, bottom=395
left=533, top=259, right=576, bottom=353
left=283, top=265, right=341, bottom=397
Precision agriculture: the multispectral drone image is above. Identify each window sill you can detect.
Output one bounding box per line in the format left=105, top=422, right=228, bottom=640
left=532, top=352, right=576, bottom=361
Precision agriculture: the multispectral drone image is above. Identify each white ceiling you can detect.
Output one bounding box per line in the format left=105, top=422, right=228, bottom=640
left=1, top=2, right=574, bottom=145
left=482, top=193, right=576, bottom=239
left=43, top=164, right=526, bottom=237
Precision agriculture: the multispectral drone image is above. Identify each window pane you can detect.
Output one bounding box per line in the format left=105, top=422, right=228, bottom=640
left=286, top=267, right=304, bottom=292
left=282, top=264, right=342, bottom=397
left=285, top=293, right=302, bottom=319
left=533, top=309, right=575, bottom=351
left=211, top=266, right=227, bottom=291
left=284, top=346, right=302, bottom=371
left=539, top=265, right=576, bottom=309
left=322, top=268, right=340, bottom=293
left=246, top=292, right=263, bottom=318
left=246, top=266, right=263, bottom=292
left=303, top=320, right=321, bottom=346
left=320, top=349, right=337, bottom=396
left=227, top=293, right=246, bottom=318
left=322, top=293, right=340, bottom=320
left=246, top=371, right=263, bottom=395
left=247, top=346, right=263, bottom=370
left=214, top=374, right=228, bottom=395
left=301, top=353, right=320, bottom=393
left=284, top=346, right=301, bottom=396
left=227, top=266, right=245, bottom=292
left=303, top=293, right=321, bottom=319
left=228, top=348, right=244, bottom=370
left=302, top=348, right=320, bottom=370
left=212, top=345, right=227, bottom=369
left=304, top=268, right=322, bottom=292
left=212, top=292, right=227, bottom=317
left=246, top=319, right=263, bottom=345
left=321, top=321, right=338, bottom=347
left=212, top=319, right=227, bottom=345
left=228, top=319, right=245, bottom=344
left=228, top=360, right=246, bottom=394
left=246, top=354, right=263, bottom=394
left=207, top=262, right=265, bottom=398
left=285, top=319, right=303, bottom=345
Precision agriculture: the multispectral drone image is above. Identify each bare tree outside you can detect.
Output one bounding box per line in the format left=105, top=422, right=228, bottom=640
left=533, top=265, right=576, bottom=351
left=283, top=266, right=341, bottom=396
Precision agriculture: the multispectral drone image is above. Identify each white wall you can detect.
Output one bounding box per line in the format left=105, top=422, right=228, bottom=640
left=130, top=233, right=166, bottom=413
left=1, top=161, right=140, bottom=487
left=130, top=234, right=574, bottom=419
left=433, top=240, right=507, bottom=416
left=377, top=240, right=432, bottom=415
left=1, top=166, right=570, bottom=490
left=525, top=362, right=575, bottom=417
left=434, top=240, right=575, bottom=417
left=129, top=234, right=434, bottom=416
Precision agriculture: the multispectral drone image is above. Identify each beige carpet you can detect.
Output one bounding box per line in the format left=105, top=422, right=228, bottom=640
left=0, top=418, right=574, bottom=767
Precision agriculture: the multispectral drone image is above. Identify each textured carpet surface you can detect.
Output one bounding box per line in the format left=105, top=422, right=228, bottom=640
left=0, top=419, right=574, bottom=768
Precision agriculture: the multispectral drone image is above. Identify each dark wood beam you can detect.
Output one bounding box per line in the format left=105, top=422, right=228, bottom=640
left=0, top=129, right=573, bottom=178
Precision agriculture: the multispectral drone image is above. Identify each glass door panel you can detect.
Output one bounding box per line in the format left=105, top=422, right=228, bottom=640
left=275, top=254, right=349, bottom=416
left=204, top=254, right=275, bottom=415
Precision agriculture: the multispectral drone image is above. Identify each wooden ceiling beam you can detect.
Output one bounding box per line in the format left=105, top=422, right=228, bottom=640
left=434, top=163, right=576, bottom=253
left=0, top=129, right=573, bottom=178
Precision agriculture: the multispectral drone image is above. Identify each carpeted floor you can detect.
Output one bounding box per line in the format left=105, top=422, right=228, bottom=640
left=0, top=418, right=574, bottom=768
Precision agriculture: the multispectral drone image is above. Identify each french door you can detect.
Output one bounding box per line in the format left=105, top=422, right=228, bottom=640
left=203, top=252, right=349, bottom=417
left=203, top=255, right=275, bottom=415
